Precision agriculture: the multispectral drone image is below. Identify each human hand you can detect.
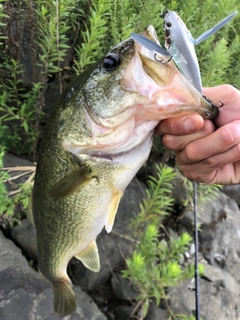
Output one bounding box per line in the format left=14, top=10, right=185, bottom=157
left=156, top=85, right=240, bottom=185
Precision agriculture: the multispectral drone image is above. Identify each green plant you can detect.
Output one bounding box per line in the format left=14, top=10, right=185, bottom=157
left=73, top=0, right=109, bottom=74
left=0, top=147, right=34, bottom=228
left=183, top=176, right=222, bottom=208
left=0, top=57, right=41, bottom=154
left=122, top=165, right=205, bottom=319
left=35, top=0, right=75, bottom=80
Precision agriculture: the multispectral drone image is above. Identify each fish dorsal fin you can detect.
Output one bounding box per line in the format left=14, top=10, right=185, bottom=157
left=75, top=240, right=100, bottom=272
left=26, top=193, right=35, bottom=225
left=105, top=191, right=122, bottom=233
left=48, top=166, right=92, bottom=199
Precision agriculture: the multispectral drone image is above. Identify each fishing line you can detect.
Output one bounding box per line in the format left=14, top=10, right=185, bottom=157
left=193, top=181, right=200, bottom=320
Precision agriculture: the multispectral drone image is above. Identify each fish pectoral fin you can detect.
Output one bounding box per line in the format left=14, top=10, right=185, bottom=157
left=26, top=193, right=35, bottom=225
left=75, top=240, right=100, bottom=272
left=48, top=166, right=92, bottom=199
left=105, top=191, right=122, bottom=233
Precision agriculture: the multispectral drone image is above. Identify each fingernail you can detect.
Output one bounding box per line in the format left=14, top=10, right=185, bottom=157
left=183, top=118, right=195, bottom=132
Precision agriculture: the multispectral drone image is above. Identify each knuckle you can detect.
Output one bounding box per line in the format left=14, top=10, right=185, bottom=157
left=181, top=165, right=216, bottom=184
left=162, top=134, right=173, bottom=148
left=162, top=135, right=179, bottom=151
left=203, top=155, right=219, bottom=168
left=203, top=119, right=215, bottom=134
left=219, top=126, right=237, bottom=146
left=184, top=142, right=199, bottom=161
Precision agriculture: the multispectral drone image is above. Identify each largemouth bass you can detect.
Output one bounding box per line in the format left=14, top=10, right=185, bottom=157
left=30, top=25, right=217, bottom=316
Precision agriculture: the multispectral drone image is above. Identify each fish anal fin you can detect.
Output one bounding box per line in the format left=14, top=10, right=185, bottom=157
left=52, top=279, right=77, bottom=316
left=75, top=240, right=100, bottom=272
left=49, top=166, right=92, bottom=199
left=105, top=191, right=122, bottom=233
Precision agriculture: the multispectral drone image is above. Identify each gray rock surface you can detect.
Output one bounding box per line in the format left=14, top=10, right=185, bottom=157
left=11, top=219, right=37, bottom=260
left=200, top=193, right=240, bottom=283
left=145, top=302, right=169, bottom=320
left=111, top=273, right=139, bottom=301
left=222, top=184, right=240, bottom=205
left=114, top=306, right=135, bottom=320
left=0, top=231, right=107, bottom=320
left=169, top=277, right=240, bottom=320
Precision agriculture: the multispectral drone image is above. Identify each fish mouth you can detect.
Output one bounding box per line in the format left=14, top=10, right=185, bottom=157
left=122, top=25, right=218, bottom=120
left=62, top=116, right=158, bottom=159
left=62, top=25, right=218, bottom=161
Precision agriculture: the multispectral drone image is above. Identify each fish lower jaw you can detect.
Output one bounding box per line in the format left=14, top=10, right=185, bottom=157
left=62, top=120, right=158, bottom=162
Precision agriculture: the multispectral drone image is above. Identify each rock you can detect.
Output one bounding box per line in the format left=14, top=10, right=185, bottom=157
left=0, top=231, right=107, bottom=320
left=111, top=273, right=139, bottom=301
left=145, top=302, right=169, bottom=320
left=114, top=305, right=135, bottom=320
left=71, top=178, right=146, bottom=291
left=222, top=184, right=240, bottom=206
left=71, top=229, right=135, bottom=291
left=114, top=301, right=169, bottom=320
left=200, top=193, right=240, bottom=283
left=169, top=277, right=240, bottom=320
left=0, top=230, right=29, bottom=272
left=198, top=191, right=229, bottom=225
left=11, top=219, right=37, bottom=260
left=3, top=0, right=38, bottom=88
left=113, top=177, right=146, bottom=236
left=203, top=264, right=240, bottom=296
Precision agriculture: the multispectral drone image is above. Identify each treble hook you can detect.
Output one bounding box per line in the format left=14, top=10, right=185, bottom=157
left=154, top=53, right=173, bottom=63
left=217, top=100, right=224, bottom=108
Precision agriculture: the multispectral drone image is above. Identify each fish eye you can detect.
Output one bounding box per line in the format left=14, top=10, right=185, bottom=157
left=166, top=21, right=172, bottom=28
left=102, top=53, right=120, bottom=71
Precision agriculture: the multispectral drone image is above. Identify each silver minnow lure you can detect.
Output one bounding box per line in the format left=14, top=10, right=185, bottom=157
left=161, top=10, right=238, bottom=92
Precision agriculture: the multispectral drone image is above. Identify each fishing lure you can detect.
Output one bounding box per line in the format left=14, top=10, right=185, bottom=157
left=130, top=32, right=171, bottom=59
left=161, top=10, right=237, bottom=92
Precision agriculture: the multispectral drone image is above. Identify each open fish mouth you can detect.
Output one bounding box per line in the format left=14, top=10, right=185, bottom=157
left=61, top=25, right=217, bottom=160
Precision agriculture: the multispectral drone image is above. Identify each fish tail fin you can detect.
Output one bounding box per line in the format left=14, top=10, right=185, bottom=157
left=52, top=280, right=77, bottom=316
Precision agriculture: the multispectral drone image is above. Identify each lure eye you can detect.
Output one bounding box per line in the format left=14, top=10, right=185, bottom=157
left=102, top=53, right=120, bottom=71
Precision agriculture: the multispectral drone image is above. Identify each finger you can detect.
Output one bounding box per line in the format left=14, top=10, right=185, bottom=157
left=203, top=84, right=233, bottom=104
left=179, top=163, right=217, bottom=184
left=180, top=145, right=240, bottom=185
left=176, top=120, right=240, bottom=165
left=162, top=119, right=215, bottom=152
left=156, top=114, right=204, bottom=135
left=203, top=85, right=240, bottom=127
